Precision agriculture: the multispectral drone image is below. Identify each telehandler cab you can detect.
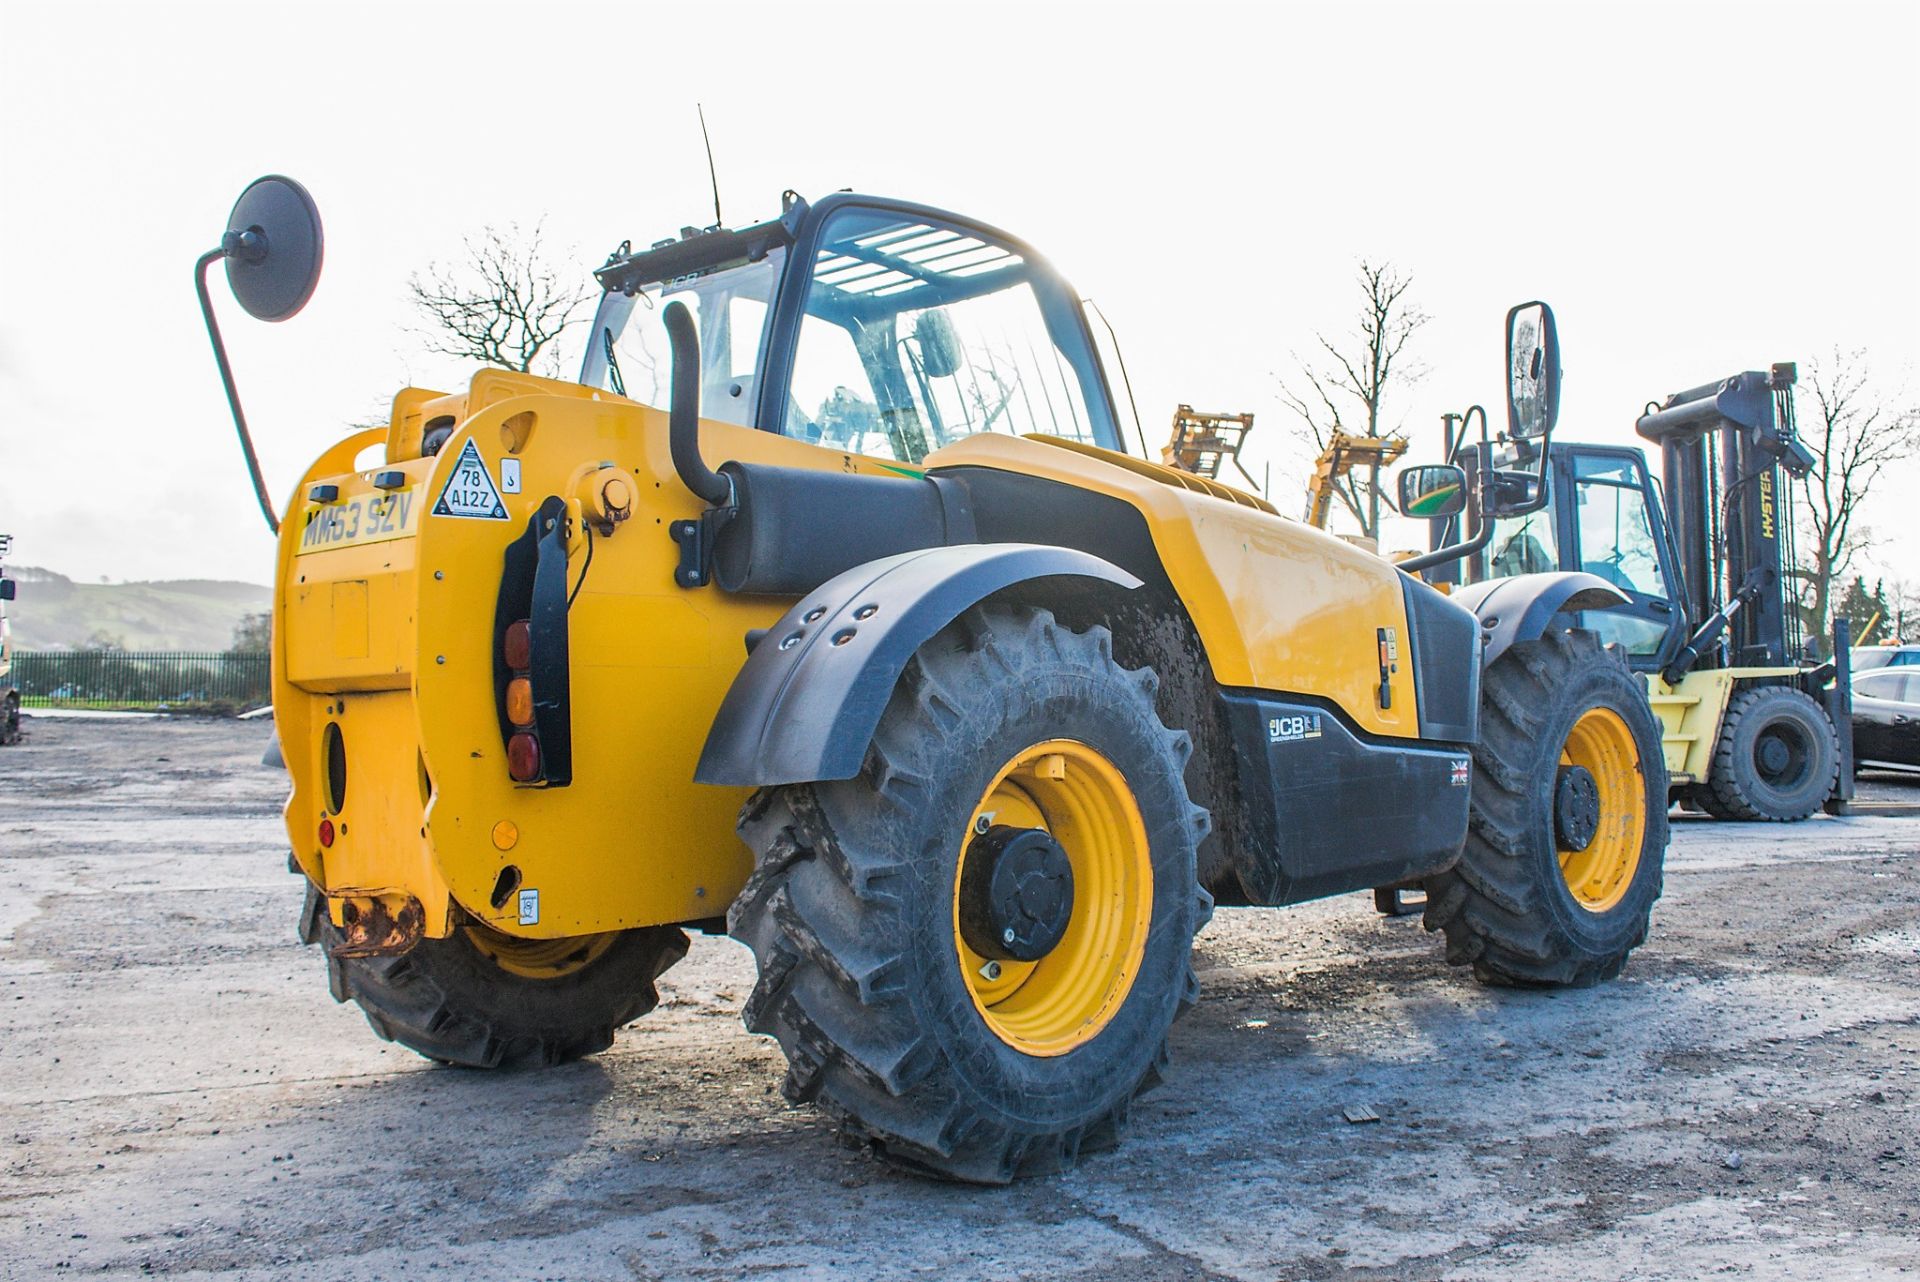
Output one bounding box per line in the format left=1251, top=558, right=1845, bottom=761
left=199, top=177, right=1668, bottom=1182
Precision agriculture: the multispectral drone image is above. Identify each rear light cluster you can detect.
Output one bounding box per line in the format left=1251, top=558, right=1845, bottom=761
left=503, top=619, right=542, bottom=782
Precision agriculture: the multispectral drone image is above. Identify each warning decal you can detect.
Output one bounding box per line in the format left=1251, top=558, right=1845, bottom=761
left=433, top=439, right=509, bottom=520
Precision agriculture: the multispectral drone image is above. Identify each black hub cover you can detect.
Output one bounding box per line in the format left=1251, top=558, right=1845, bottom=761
left=958, top=826, right=1075, bottom=963
left=1756, top=732, right=1792, bottom=778
left=1554, top=764, right=1602, bottom=852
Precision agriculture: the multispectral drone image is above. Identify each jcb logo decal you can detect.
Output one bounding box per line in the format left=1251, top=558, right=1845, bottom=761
left=1269, top=713, right=1323, bottom=744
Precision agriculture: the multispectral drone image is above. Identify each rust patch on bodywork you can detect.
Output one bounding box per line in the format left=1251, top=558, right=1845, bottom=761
left=328, top=893, right=425, bottom=958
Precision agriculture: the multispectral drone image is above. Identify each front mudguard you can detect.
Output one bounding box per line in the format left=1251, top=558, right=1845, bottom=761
left=694, top=543, right=1139, bottom=788
left=1449, top=572, right=1630, bottom=667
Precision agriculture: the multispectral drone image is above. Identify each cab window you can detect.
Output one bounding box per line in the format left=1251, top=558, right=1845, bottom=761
left=1486, top=509, right=1559, bottom=578
left=583, top=251, right=783, bottom=428
left=1572, top=455, right=1668, bottom=598
left=781, top=208, right=1114, bottom=462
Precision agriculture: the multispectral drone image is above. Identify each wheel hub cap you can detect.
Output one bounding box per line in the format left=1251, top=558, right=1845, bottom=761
left=1554, top=764, right=1602, bottom=852
left=1555, top=706, right=1647, bottom=913
left=959, top=826, right=1075, bottom=962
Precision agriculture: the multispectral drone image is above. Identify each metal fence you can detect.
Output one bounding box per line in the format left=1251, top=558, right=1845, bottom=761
left=8, top=651, right=271, bottom=711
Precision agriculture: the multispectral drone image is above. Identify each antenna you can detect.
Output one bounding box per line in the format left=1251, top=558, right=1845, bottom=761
left=697, top=103, right=723, bottom=229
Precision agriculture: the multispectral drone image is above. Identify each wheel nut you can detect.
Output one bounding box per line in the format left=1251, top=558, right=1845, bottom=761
left=974, top=813, right=994, bottom=834
left=1002, top=927, right=1017, bottom=945
left=979, top=960, right=1002, bottom=981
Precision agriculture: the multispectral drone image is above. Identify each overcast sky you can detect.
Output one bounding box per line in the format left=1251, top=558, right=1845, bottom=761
left=1, top=0, right=1914, bottom=589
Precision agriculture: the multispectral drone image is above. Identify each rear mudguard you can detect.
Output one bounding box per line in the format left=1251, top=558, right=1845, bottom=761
left=1448, top=572, right=1630, bottom=666
left=695, top=543, right=1140, bottom=788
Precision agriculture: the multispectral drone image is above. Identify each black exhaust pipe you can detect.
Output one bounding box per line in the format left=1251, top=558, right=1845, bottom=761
left=661, top=301, right=730, bottom=505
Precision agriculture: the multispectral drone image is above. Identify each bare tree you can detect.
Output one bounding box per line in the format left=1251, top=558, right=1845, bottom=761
left=1883, top=576, right=1920, bottom=645
left=229, top=611, right=272, bottom=655
left=1791, top=349, right=1920, bottom=647
left=1277, top=260, right=1429, bottom=540
left=407, top=222, right=594, bottom=377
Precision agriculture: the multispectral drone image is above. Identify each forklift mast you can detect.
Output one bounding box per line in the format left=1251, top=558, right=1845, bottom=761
left=1633, top=364, right=1814, bottom=669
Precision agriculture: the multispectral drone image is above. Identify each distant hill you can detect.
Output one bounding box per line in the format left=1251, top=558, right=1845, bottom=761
left=2, top=566, right=272, bottom=652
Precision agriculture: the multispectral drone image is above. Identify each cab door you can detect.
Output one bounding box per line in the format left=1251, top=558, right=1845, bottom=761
left=1561, top=446, right=1687, bottom=672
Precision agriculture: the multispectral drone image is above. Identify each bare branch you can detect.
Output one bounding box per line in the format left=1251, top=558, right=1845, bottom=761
left=1273, top=258, right=1427, bottom=539
left=1792, top=348, right=1920, bottom=645
left=406, top=221, right=595, bottom=377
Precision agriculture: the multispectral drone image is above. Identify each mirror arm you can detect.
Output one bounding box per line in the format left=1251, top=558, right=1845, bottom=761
left=1396, top=498, right=1494, bottom=575
left=195, top=247, right=279, bottom=536
left=1398, top=404, right=1494, bottom=575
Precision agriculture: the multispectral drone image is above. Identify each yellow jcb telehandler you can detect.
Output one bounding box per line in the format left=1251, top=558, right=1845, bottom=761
left=196, top=177, right=1668, bottom=1182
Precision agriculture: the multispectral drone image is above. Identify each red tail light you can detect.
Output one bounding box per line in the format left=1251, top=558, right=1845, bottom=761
left=507, top=733, right=542, bottom=782
left=503, top=620, right=532, bottom=671
left=318, top=817, right=335, bottom=848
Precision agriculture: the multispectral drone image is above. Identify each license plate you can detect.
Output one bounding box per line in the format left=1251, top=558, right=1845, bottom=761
left=295, top=488, right=421, bottom=556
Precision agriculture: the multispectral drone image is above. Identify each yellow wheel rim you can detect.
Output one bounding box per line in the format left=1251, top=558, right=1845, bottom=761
left=954, top=740, right=1153, bottom=1057
left=1557, top=707, right=1646, bottom=912
left=463, top=921, right=618, bottom=979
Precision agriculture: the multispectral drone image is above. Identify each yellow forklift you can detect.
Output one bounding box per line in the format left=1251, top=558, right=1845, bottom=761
left=1421, top=364, right=1851, bottom=821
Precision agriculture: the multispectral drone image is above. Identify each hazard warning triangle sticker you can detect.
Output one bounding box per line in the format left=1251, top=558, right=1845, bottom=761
left=432, top=439, right=509, bottom=520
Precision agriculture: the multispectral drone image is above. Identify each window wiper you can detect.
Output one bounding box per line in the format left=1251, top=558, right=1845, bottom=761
left=603, top=327, right=627, bottom=398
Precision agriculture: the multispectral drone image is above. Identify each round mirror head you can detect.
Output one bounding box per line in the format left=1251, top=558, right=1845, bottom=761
left=223, top=175, right=324, bottom=322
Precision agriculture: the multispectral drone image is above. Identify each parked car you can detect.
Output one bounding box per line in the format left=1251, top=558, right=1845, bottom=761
left=1852, top=645, right=1920, bottom=673
left=1852, top=667, right=1920, bottom=772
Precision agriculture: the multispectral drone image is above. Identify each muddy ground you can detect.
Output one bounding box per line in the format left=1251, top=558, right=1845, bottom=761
left=2, top=715, right=1916, bottom=1281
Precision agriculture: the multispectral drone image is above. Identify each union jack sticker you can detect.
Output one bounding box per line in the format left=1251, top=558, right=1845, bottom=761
left=1450, top=758, right=1472, bottom=787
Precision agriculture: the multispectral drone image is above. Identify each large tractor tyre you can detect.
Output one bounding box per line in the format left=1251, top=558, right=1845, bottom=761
left=1699, top=685, right=1839, bottom=822
left=729, top=605, right=1212, bottom=1184
left=299, top=884, right=688, bottom=1068
left=1423, top=630, right=1668, bottom=988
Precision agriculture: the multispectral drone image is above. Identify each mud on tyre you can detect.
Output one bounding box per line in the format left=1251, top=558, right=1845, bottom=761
left=1424, top=629, right=1669, bottom=987
left=299, top=886, right=687, bottom=1068
left=729, top=604, right=1212, bottom=1183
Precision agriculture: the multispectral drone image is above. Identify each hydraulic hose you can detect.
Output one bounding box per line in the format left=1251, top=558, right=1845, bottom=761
left=661, top=301, right=730, bottom=505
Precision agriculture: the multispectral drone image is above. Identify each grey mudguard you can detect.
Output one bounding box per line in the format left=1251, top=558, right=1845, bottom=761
left=695, top=543, right=1141, bottom=788
left=1448, top=571, right=1630, bottom=666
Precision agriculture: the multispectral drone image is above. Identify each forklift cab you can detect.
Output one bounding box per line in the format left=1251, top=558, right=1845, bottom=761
left=1459, top=443, right=1689, bottom=674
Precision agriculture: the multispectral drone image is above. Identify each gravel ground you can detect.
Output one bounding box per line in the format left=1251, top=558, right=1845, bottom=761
left=2, top=715, right=1917, bottom=1281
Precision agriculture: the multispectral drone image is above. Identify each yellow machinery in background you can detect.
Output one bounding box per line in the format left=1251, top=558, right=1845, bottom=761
left=1161, top=405, right=1258, bottom=488
left=195, top=180, right=1670, bottom=1185
left=1303, top=431, right=1409, bottom=535
left=1419, top=364, right=1852, bottom=822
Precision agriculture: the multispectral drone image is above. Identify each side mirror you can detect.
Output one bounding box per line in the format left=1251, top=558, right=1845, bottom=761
left=1398, top=465, right=1468, bottom=519
left=0, top=579, right=14, bottom=602
left=195, top=175, right=324, bottom=537
left=914, top=309, right=962, bottom=379
left=221, top=175, right=326, bottom=321
left=1505, top=300, right=1559, bottom=439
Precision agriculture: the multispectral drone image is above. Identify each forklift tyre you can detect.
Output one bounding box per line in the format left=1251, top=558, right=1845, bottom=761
left=1424, top=629, right=1668, bottom=987
left=1699, top=686, right=1839, bottom=822
left=729, top=604, right=1211, bottom=1183
left=299, top=884, right=688, bottom=1068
